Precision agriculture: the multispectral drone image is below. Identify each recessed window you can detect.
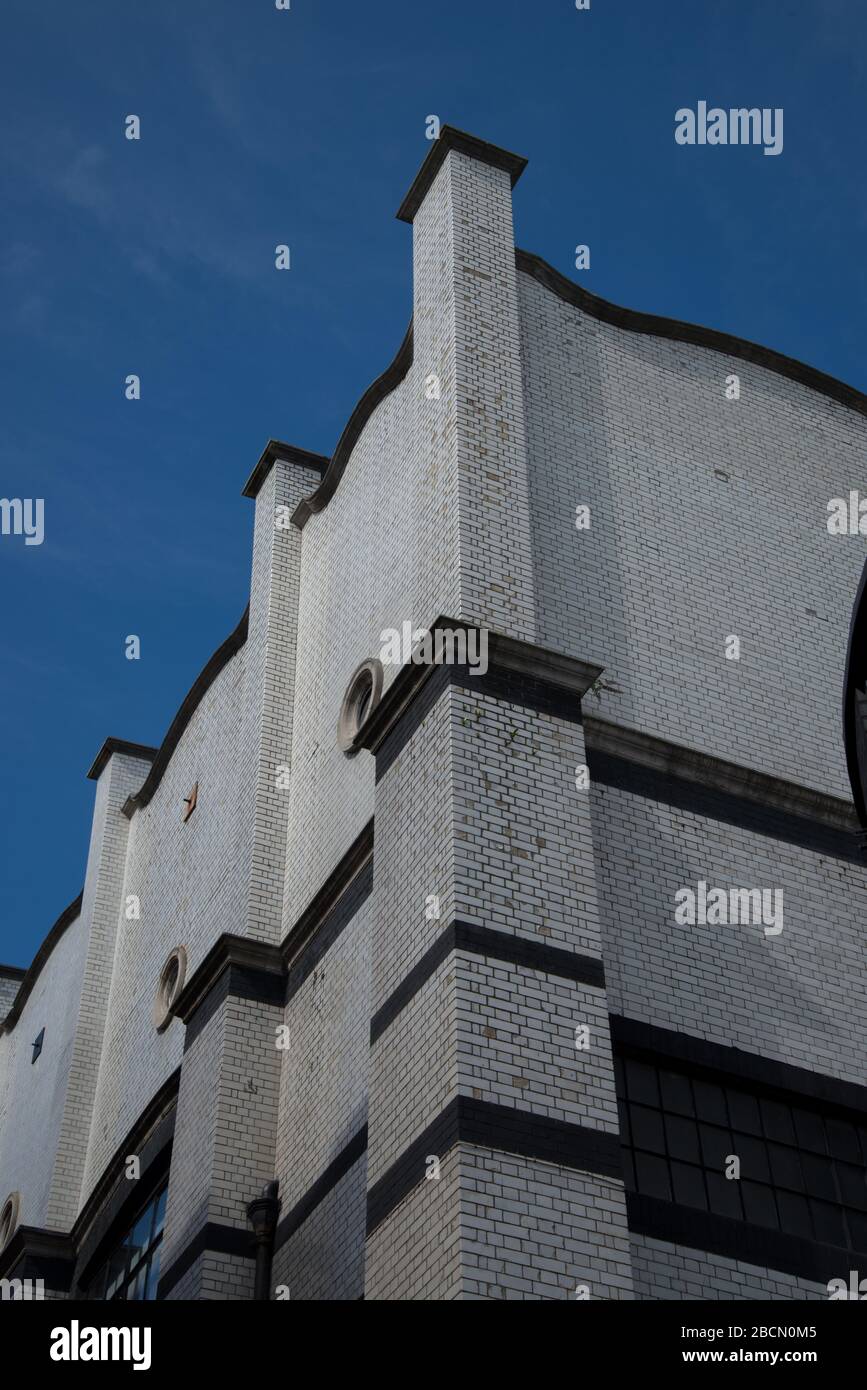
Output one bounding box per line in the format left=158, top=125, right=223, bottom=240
left=337, top=659, right=383, bottom=754
left=617, top=1055, right=867, bottom=1252
left=31, top=1027, right=44, bottom=1064
left=153, top=947, right=187, bottom=1033
left=0, top=1192, right=20, bottom=1252
left=89, top=1184, right=168, bottom=1301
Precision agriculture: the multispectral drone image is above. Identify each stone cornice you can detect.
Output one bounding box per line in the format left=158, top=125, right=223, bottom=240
left=0, top=1224, right=76, bottom=1284
left=396, top=126, right=528, bottom=224
left=291, top=320, right=414, bottom=531
left=242, top=439, right=330, bottom=502
left=584, top=715, right=858, bottom=833
left=517, top=247, right=867, bottom=419
left=0, top=891, right=83, bottom=1036
left=122, top=606, right=250, bottom=819
left=172, top=934, right=285, bottom=1028
left=86, top=737, right=158, bottom=782
left=356, top=618, right=604, bottom=757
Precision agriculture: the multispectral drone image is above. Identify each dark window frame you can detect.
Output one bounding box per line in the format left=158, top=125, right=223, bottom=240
left=88, top=1183, right=168, bottom=1302
left=616, top=1052, right=867, bottom=1255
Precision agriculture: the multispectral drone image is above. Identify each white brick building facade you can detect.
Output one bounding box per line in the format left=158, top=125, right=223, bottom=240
left=1, top=128, right=866, bottom=1301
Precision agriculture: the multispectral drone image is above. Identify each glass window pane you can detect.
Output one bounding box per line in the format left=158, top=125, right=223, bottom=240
left=128, top=1205, right=153, bottom=1272
left=800, top=1153, right=838, bottom=1202
left=145, top=1245, right=161, bottom=1301
left=845, top=1207, right=867, bottom=1251
left=128, top=1262, right=147, bottom=1302
left=104, top=1245, right=129, bottom=1299
left=836, top=1164, right=867, bottom=1212
left=671, top=1161, right=707, bottom=1211
left=625, top=1060, right=659, bottom=1107
left=617, top=1100, right=631, bottom=1145
left=727, top=1090, right=762, bottom=1136
left=693, top=1081, right=728, bottom=1126
left=699, top=1124, right=732, bottom=1172
left=734, top=1135, right=771, bottom=1184
left=810, top=1199, right=846, bottom=1246
left=665, top=1114, right=701, bottom=1164
left=793, top=1108, right=826, bottom=1154
left=635, top=1151, right=672, bottom=1201
left=776, top=1191, right=812, bottom=1240
left=706, top=1172, right=743, bottom=1220
left=826, top=1119, right=861, bottom=1163
left=768, top=1143, right=804, bottom=1193
left=659, top=1070, right=694, bottom=1117
left=742, top=1182, right=779, bottom=1229
left=760, top=1099, right=795, bottom=1145
left=152, top=1187, right=168, bottom=1239
left=630, top=1105, right=666, bottom=1155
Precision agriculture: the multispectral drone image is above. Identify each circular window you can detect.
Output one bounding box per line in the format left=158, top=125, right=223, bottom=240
left=153, top=946, right=188, bottom=1033
left=0, top=1192, right=19, bottom=1252
left=337, top=659, right=383, bottom=754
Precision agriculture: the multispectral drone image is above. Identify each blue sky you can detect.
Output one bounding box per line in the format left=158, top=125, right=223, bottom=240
left=2, top=0, right=865, bottom=965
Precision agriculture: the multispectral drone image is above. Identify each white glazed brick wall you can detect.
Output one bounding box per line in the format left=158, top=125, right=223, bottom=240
left=591, top=780, right=867, bottom=1084
left=448, top=155, right=536, bottom=642
left=243, top=459, right=321, bottom=946
left=451, top=685, right=600, bottom=953
left=271, top=1156, right=367, bottom=1301
left=45, top=752, right=152, bottom=1231
left=0, top=912, right=86, bottom=1229
left=0, top=976, right=20, bottom=1023
left=367, top=958, right=456, bottom=1188
left=164, top=1253, right=255, bottom=1302
left=366, top=678, right=630, bottom=1294
left=455, top=961, right=616, bottom=1132
left=275, top=900, right=370, bottom=1209
left=160, top=990, right=281, bottom=1283
left=458, top=1148, right=633, bottom=1300
left=518, top=269, right=867, bottom=799
left=85, top=454, right=311, bottom=1203
left=281, top=148, right=535, bottom=939
left=630, top=1233, right=828, bottom=1301
left=82, top=654, right=247, bottom=1205
left=365, top=1146, right=463, bottom=1301
left=367, top=1147, right=634, bottom=1301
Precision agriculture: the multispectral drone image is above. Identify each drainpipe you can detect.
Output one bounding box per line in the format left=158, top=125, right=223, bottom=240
left=246, top=1179, right=280, bottom=1301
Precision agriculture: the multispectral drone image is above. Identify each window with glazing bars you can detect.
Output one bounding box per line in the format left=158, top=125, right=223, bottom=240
left=89, top=1184, right=167, bottom=1301
left=616, top=1055, right=867, bottom=1252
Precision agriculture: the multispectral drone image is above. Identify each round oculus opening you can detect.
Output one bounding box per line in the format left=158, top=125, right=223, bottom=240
left=153, top=947, right=188, bottom=1033
left=337, top=659, right=384, bottom=753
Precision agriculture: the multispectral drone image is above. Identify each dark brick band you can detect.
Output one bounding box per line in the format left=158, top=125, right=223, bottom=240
left=628, top=1193, right=866, bottom=1287
left=273, top=1126, right=368, bottom=1254
left=366, top=1097, right=622, bottom=1234
left=612, top=1014, right=867, bottom=1121
left=184, top=961, right=285, bottom=1052
left=286, top=860, right=373, bottom=1004
left=592, top=750, right=861, bottom=862
left=157, top=1222, right=255, bottom=1300
left=370, top=920, right=605, bottom=1045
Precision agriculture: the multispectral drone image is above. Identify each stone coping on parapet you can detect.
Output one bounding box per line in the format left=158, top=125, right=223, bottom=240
left=122, top=605, right=250, bottom=819
left=241, top=439, right=329, bottom=502
left=395, top=125, right=528, bottom=223
left=516, top=248, right=867, bottom=419
left=843, top=554, right=867, bottom=829
left=248, top=125, right=867, bottom=530
left=583, top=715, right=858, bottom=834
left=0, top=891, right=83, bottom=1035
left=86, top=737, right=158, bottom=782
